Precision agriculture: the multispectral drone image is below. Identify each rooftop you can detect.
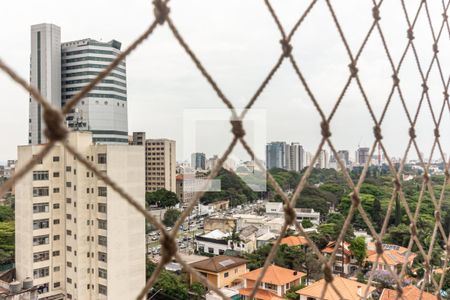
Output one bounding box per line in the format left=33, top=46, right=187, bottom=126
left=297, top=277, right=375, bottom=300
left=189, top=255, right=247, bottom=273
left=242, top=265, right=306, bottom=285
left=239, top=288, right=284, bottom=300
left=380, top=285, right=437, bottom=300
left=280, top=235, right=308, bottom=247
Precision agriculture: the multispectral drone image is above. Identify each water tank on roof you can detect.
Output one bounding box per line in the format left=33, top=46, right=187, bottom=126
left=23, top=277, right=33, bottom=289
left=9, top=281, right=21, bottom=294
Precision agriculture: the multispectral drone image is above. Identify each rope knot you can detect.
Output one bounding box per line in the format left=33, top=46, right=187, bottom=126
left=320, top=121, right=332, bottom=138
left=423, top=172, right=430, bottom=183
left=447, top=243, right=450, bottom=253
left=434, top=128, right=440, bottom=138
left=323, top=264, right=334, bottom=283
left=43, top=107, right=68, bottom=142
left=373, top=125, right=383, bottom=140
left=410, top=222, right=417, bottom=236
left=230, top=120, right=246, bottom=138
left=153, top=0, right=170, bottom=25
left=159, top=233, right=177, bottom=264
left=432, top=43, right=439, bottom=54
left=435, top=210, right=441, bottom=223
left=348, top=62, right=358, bottom=77
left=444, top=91, right=449, bottom=101
left=393, top=178, right=401, bottom=191
left=396, top=285, right=403, bottom=297
left=351, top=192, right=361, bottom=207
left=375, top=241, right=384, bottom=255
left=392, top=74, right=400, bottom=86
left=443, top=13, right=448, bottom=21
left=407, top=28, right=415, bottom=40
left=422, top=82, right=429, bottom=93
left=408, top=127, right=416, bottom=139
left=372, top=6, right=381, bottom=21
left=445, top=169, right=450, bottom=181
left=280, top=39, right=292, bottom=58
left=283, top=203, right=296, bottom=225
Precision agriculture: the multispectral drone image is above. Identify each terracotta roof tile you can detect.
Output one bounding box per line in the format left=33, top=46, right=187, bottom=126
left=280, top=236, right=308, bottom=247
left=380, top=286, right=437, bottom=300
left=189, top=255, right=247, bottom=273
left=242, top=265, right=305, bottom=285
left=239, top=288, right=284, bottom=300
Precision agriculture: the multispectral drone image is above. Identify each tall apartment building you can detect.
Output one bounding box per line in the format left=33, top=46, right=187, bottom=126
left=191, top=152, right=206, bottom=170
left=29, top=24, right=62, bottom=145
left=29, top=24, right=128, bottom=145
left=145, top=138, right=176, bottom=193
left=337, top=150, right=350, bottom=167
left=288, top=143, right=304, bottom=172
left=266, top=142, right=287, bottom=170
left=315, top=149, right=329, bottom=169
left=356, top=147, right=370, bottom=165
left=15, top=131, right=145, bottom=300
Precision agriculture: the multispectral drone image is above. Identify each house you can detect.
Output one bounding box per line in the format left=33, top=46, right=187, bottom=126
left=196, top=229, right=230, bottom=255
left=295, top=208, right=321, bottom=225
left=321, top=241, right=358, bottom=275
left=204, top=217, right=237, bottom=233
left=366, top=243, right=416, bottom=273
left=265, top=202, right=283, bottom=217
left=297, top=276, right=375, bottom=300
left=189, top=255, right=247, bottom=289
left=280, top=235, right=308, bottom=248
left=380, top=285, right=437, bottom=300
left=236, top=225, right=259, bottom=253
left=256, top=231, right=277, bottom=248
left=239, top=265, right=306, bottom=300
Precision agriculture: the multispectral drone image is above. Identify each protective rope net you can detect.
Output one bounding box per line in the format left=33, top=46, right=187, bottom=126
left=0, top=0, right=449, bottom=299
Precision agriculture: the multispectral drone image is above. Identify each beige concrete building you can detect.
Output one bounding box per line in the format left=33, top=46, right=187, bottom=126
left=15, top=131, right=145, bottom=300
left=145, top=138, right=176, bottom=193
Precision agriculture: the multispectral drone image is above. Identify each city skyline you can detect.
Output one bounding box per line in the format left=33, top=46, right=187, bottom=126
left=1, top=0, right=449, bottom=162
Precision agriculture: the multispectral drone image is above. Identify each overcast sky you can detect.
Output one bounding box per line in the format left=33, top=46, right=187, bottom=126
left=0, top=0, right=449, bottom=163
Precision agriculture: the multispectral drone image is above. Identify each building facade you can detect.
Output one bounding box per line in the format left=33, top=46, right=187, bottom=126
left=191, top=153, right=206, bottom=170
left=266, top=142, right=286, bottom=170
left=145, top=138, right=176, bottom=193
left=29, top=24, right=128, bottom=145
left=15, top=132, right=145, bottom=300
left=356, top=147, right=370, bottom=165
left=29, top=24, right=62, bottom=145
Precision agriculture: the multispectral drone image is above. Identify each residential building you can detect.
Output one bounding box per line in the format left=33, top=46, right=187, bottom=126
left=266, top=142, right=287, bottom=170
left=256, top=232, right=277, bottom=248
left=131, top=132, right=145, bottom=145
left=295, top=208, right=320, bottom=225
left=365, top=243, right=416, bottom=273
left=356, top=147, right=370, bottom=165
left=380, top=285, right=437, bottom=300
left=236, top=225, right=259, bottom=254
left=337, top=150, right=350, bottom=167
left=191, top=152, right=206, bottom=170
left=29, top=24, right=129, bottom=145
left=321, top=241, right=358, bottom=275
left=240, top=265, right=306, bottom=300
left=145, top=138, right=176, bottom=192
left=316, top=149, right=328, bottom=169
left=280, top=236, right=308, bottom=248
left=206, top=155, right=219, bottom=171
left=297, top=277, right=375, bottom=300
left=189, top=256, right=247, bottom=289
left=288, top=143, right=304, bottom=172
left=195, top=228, right=255, bottom=255
left=29, top=24, right=62, bottom=145
left=265, top=202, right=283, bottom=217
left=204, top=217, right=237, bottom=234
left=61, top=38, right=128, bottom=144
left=15, top=131, right=145, bottom=300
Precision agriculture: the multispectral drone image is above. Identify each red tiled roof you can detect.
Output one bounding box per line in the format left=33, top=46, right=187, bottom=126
left=242, top=265, right=305, bottom=285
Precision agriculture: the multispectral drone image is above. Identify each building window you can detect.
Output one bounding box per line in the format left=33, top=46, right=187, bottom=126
left=98, top=284, right=107, bottom=295
left=98, top=203, right=107, bottom=213
left=53, top=156, right=60, bottom=162
left=224, top=272, right=229, bottom=278
left=67, top=278, right=72, bottom=284
left=33, top=203, right=49, bottom=213
left=53, top=203, right=60, bottom=209
left=66, top=214, right=72, bottom=220
left=97, top=153, right=107, bottom=164
left=53, top=188, right=60, bottom=193
left=66, top=230, right=72, bottom=236
left=98, top=235, right=107, bottom=246
left=67, top=262, right=72, bottom=268
left=53, top=172, right=60, bottom=178
left=54, top=282, right=60, bottom=288
left=33, top=219, right=49, bottom=230
left=98, top=268, right=107, bottom=279
left=67, top=246, right=72, bottom=252
left=66, top=182, right=72, bottom=188
left=208, top=248, right=214, bottom=254
left=33, top=187, right=49, bottom=197
left=98, top=186, right=107, bottom=197
left=53, top=235, right=60, bottom=241
left=33, top=171, right=49, bottom=181
left=98, top=219, right=107, bottom=230
left=53, top=251, right=60, bottom=257
left=33, top=235, right=49, bottom=246
left=66, top=166, right=71, bottom=172
left=98, top=252, right=107, bottom=262
left=33, top=267, right=49, bottom=279
left=66, top=198, right=72, bottom=204
left=33, top=251, right=49, bottom=262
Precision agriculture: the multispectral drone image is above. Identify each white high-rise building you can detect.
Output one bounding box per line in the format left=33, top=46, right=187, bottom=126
left=15, top=131, right=145, bottom=300
left=29, top=24, right=128, bottom=145
left=288, top=143, right=304, bottom=172
left=29, top=24, right=62, bottom=145
left=61, top=39, right=128, bottom=143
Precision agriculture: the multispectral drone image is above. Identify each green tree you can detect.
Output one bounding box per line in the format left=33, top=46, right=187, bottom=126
left=163, top=208, right=181, bottom=227
left=349, top=236, right=367, bottom=267
left=285, top=284, right=305, bottom=300
left=146, top=262, right=189, bottom=299
left=189, top=282, right=206, bottom=299
left=372, top=197, right=382, bottom=230
left=383, top=224, right=410, bottom=247
left=302, top=219, right=314, bottom=229
left=146, top=189, right=179, bottom=208
left=304, top=251, right=322, bottom=283
left=0, top=206, right=14, bottom=222
left=0, top=222, right=14, bottom=264
left=394, top=193, right=401, bottom=226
